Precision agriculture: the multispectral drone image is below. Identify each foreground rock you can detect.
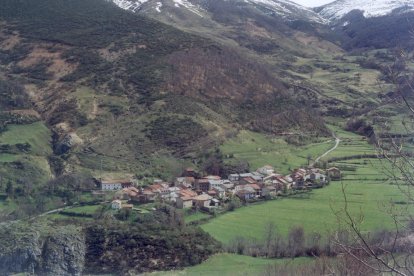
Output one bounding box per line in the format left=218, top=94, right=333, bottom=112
left=0, top=222, right=85, bottom=276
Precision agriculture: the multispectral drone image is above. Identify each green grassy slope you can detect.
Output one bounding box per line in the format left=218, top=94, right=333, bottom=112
left=151, top=254, right=311, bottom=276
left=220, top=130, right=335, bottom=174
left=202, top=127, right=413, bottom=244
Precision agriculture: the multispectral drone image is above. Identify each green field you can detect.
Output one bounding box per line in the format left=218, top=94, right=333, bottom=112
left=0, top=122, right=53, bottom=197
left=65, top=205, right=102, bottom=214
left=201, top=178, right=409, bottom=243
left=220, top=130, right=335, bottom=174
left=184, top=212, right=211, bottom=223
left=0, top=122, right=52, bottom=155
left=150, top=254, right=311, bottom=276
left=48, top=204, right=102, bottom=220
left=205, top=124, right=414, bottom=244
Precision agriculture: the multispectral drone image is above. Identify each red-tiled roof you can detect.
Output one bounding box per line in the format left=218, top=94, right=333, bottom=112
left=241, top=177, right=256, bottom=184
left=203, top=175, right=221, bottom=180
left=193, top=194, right=213, bottom=201
left=179, top=189, right=197, bottom=198
left=248, top=184, right=261, bottom=190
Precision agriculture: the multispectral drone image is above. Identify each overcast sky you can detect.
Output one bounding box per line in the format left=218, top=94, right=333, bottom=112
left=290, top=0, right=334, bottom=7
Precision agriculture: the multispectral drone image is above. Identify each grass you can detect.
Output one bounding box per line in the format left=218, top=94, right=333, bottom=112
left=150, top=254, right=311, bottom=276
left=47, top=204, right=102, bottom=220
left=0, top=122, right=52, bottom=155
left=0, top=154, right=19, bottom=162
left=184, top=212, right=211, bottom=223
left=220, top=130, right=334, bottom=174
left=0, top=122, right=53, bottom=193
left=65, top=205, right=101, bottom=214
left=322, top=124, right=377, bottom=160
left=201, top=159, right=411, bottom=244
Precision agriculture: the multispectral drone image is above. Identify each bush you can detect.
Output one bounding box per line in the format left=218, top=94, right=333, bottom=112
left=146, top=116, right=205, bottom=151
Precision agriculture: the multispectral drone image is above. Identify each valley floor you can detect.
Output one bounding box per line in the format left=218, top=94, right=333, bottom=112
left=152, top=125, right=413, bottom=275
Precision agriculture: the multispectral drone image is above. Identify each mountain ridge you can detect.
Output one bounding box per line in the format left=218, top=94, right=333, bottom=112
left=111, top=0, right=327, bottom=23
left=317, top=0, right=414, bottom=21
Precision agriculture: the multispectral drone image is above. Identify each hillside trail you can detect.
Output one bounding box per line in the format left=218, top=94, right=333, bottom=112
left=89, top=97, right=98, bottom=120
left=0, top=201, right=109, bottom=226
left=312, top=133, right=341, bottom=166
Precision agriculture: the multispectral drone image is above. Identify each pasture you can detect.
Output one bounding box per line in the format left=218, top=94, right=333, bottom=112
left=220, top=130, right=335, bottom=174
left=150, top=254, right=311, bottom=276
left=0, top=122, right=52, bottom=155
left=203, top=125, right=412, bottom=244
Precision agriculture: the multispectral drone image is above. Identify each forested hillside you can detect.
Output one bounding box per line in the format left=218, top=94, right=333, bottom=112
left=0, top=0, right=329, bottom=221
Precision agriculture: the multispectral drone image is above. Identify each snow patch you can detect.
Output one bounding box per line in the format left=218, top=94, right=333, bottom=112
left=112, top=0, right=204, bottom=17
left=319, top=0, right=414, bottom=21
left=245, top=0, right=327, bottom=23
left=112, top=0, right=148, bottom=12
left=111, top=0, right=327, bottom=22
left=172, top=0, right=204, bottom=17
left=155, top=2, right=162, bottom=12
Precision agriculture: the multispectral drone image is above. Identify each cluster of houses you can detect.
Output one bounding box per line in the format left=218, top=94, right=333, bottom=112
left=103, top=166, right=341, bottom=211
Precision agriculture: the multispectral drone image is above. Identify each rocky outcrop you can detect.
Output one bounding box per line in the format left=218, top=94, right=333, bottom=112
left=0, top=222, right=85, bottom=276
left=0, top=229, right=42, bottom=275
left=54, top=132, right=84, bottom=155
left=40, top=229, right=85, bottom=276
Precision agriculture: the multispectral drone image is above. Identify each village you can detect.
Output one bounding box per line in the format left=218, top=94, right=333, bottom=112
left=102, top=165, right=342, bottom=213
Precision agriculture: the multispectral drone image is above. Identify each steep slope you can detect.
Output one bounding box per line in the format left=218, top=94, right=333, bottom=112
left=112, top=0, right=327, bottom=23
left=0, top=0, right=328, bottom=186
left=317, top=0, right=414, bottom=21
left=315, top=0, right=414, bottom=49
left=111, top=0, right=341, bottom=75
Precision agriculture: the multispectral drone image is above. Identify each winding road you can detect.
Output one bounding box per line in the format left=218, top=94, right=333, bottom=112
left=312, top=134, right=341, bottom=166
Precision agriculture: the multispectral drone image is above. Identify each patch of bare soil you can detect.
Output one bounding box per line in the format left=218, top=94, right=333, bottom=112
left=294, top=32, right=343, bottom=54
left=17, top=46, right=77, bottom=79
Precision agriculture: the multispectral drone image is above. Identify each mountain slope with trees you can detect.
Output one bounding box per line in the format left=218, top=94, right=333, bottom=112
left=0, top=0, right=328, bottom=205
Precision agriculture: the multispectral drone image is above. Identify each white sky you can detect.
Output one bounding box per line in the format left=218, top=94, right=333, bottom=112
left=290, top=0, right=335, bottom=7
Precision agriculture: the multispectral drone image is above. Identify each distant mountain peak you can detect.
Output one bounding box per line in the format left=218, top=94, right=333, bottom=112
left=111, top=0, right=327, bottom=23
left=317, top=0, right=414, bottom=21
left=111, top=0, right=205, bottom=16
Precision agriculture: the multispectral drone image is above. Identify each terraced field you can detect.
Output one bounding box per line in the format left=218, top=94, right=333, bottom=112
left=220, top=130, right=335, bottom=174
left=202, top=127, right=413, bottom=244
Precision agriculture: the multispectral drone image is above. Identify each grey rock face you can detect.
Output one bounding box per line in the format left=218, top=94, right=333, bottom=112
left=0, top=222, right=85, bottom=276
left=40, top=230, right=86, bottom=276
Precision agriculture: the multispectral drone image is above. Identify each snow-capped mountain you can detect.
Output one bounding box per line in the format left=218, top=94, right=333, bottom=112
left=112, top=0, right=204, bottom=15
left=317, top=0, right=414, bottom=21
left=111, top=0, right=326, bottom=23
left=244, top=0, right=327, bottom=23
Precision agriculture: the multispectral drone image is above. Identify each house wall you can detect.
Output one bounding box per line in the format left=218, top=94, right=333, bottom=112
left=102, top=183, right=123, bottom=190
left=177, top=198, right=193, bottom=209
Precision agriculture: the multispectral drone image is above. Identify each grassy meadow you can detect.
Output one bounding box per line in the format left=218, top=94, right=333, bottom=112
left=0, top=122, right=54, bottom=189
left=0, top=122, right=52, bottom=155
left=203, top=126, right=413, bottom=244
left=220, top=130, right=335, bottom=174
left=150, top=254, right=311, bottom=276
left=202, top=175, right=408, bottom=243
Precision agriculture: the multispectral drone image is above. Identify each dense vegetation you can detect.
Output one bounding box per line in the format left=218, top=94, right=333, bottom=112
left=85, top=218, right=221, bottom=274
left=336, top=11, right=414, bottom=50
left=0, top=79, right=29, bottom=111
left=0, top=208, right=221, bottom=275
left=146, top=116, right=206, bottom=152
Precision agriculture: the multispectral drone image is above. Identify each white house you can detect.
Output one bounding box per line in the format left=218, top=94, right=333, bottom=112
left=228, top=174, right=240, bottom=182
left=101, top=179, right=133, bottom=191
left=111, top=200, right=122, bottom=210
left=304, top=172, right=327, bottom=185
left=102, top=181, right=123, bottom=191
left=257, top=165, right=275, bottom=176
